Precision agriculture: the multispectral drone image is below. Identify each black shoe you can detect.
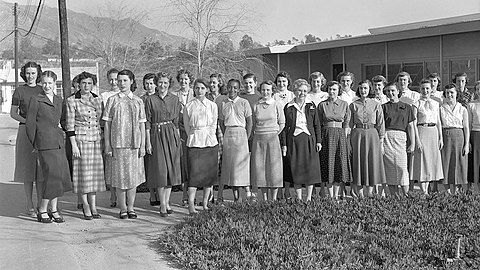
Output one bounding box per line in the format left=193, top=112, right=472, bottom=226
left=150, top=199, right=160, bottom=206
left=110, top=202, right=117, bottom=208
left=159, top=211, right=168, bottom=217
left=37, top=212, right=52, bottom=223
left=48, top=211, right=65, bottom=223
left=77, top=203, right=83, bottom=210
left=166, top=209, right=174, bottom=214
left=127, top=211, right=137, bottom=219
left=92, top=213, right=101, bottom=219
left=119, top=211, right=128, bottom=219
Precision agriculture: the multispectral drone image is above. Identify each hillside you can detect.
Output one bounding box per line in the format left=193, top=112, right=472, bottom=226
left=0, top=1, right=187, bottom=52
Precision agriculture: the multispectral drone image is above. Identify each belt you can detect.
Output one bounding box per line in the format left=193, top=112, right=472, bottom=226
left=152, top=121, right=172, bottom=126
left=417, top=123, right=436, bottom=127
left=354, top=123, right=374, bottom=129
left=443, top=127, right=462, bottom=130
left=19, top=122, right=25, bottom=126
left=324, top=122, right=343, bottom=128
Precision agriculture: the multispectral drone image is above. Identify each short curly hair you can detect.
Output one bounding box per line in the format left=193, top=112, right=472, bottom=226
left=176, top=69, right=194, bottom=84
left=308, top=71, right=326, bottom=88
left=275, top=71, right=291, bottom=89
left=325, top=81, right=343, bottom=96
left=77, top=71, right=98, bottom=85
left=336, top=71, right=355, bottom=85
left=117, top=69, right=137, bottom=92
left=355, top=79, right=375, bottom=98
left=292, top=78, right=311, bottom=92
left=156, top=72, right=175, bottom=88
left=20, top=62, right=42, bottom=83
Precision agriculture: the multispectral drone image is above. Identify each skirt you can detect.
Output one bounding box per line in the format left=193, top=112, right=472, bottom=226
left=383, top=130, right=409, bottom=186
left=287, top=132, right=321, bottom=185
left=145, top=123, right=182, bottom=188
left=104, top=155, right=114, bottom=186
left=14, top=125, right=42, bottom=183
left=180, top=128, right=189, bottom=184
left=72, top=140, right=105, bottom=194
left=187, top=145, right=219, bottom=187
left=109, top=148, right=146, bottom=189
left=319, top=127, right=351, bottom=184
left=38, top=148, right=72, bottom=200
left=410, top=126, right=443, bottom=182
left=221, top=127, right=250, bottom=187
left=351, top=128, right=386, bottom=186
left=468, top=131, right=480, bottom=183
left=442, top=128, right=467, bottom=185
left=251, top=132, right=283, bottom=188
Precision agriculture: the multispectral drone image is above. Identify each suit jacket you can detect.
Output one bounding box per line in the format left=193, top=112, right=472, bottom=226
left=280, top=101, right=321, bottom=148
left=65, top=91, right=104, bottom=142
left=26, top=93, right=65, bottom=151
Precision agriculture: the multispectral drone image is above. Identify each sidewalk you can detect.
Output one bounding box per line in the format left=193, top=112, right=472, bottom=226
left=0, top=114, right=184, bottom=270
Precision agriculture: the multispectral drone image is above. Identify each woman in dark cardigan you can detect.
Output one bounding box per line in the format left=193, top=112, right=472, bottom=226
left=280, top=79, right=322, bottom=201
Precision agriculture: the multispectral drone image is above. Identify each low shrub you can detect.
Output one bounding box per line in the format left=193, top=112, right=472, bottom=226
left=156, top=193, right=480, bottom=269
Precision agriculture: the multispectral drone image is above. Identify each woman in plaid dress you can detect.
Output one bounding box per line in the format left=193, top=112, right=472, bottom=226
left=66, top=71, right=105, bottom=220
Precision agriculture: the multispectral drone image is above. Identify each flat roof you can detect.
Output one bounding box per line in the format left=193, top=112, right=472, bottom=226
left=247, top=13, right=480, bottom=56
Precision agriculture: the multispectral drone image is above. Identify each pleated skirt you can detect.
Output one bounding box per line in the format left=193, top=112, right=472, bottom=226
left=14, top=125, right=41, bottom=183
left=188, top=145, right=219, bottom=187
left=72, top=140, right=105, bottom=193
left=38, top=148, right=72, bottom=200
left=109, top=148, right=146, bottom=189
left=287, top=132, right=321, bottom=185
left=441, top=128, right=467, bottom=185
left=319, top=127, right=351, bottom=184
left=251, top=132, right=283, bottom=188
left=410, top=126, right=443, bottom=182
left=351, top=128, right=386, bottom=186
left=221, top=127, right=250, bottom=187
left=468, top=131, right=480, bottom=183
left=383, top=130, right=409, bottom=186
left=145, top=123, right=182, bottom=188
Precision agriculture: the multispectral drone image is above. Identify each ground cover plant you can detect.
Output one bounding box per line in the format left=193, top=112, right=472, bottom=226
left=157, top=193, right=480, bottom=269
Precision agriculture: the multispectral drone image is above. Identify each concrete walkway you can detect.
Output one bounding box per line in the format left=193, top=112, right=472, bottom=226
left=0, top=114, right=185, bottom=270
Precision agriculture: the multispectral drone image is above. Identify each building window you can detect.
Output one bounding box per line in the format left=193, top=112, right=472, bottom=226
left=364, top=64, right=385, bottom=81
left=402, top=62, right=424, bottom=88
left=450, top=59, right=476, bottom=87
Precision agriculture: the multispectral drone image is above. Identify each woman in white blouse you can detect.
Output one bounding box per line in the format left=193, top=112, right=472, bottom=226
left=184, top=79, right=219, bottom=214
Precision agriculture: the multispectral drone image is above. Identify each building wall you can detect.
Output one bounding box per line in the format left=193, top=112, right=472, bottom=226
left=278, top=52, right=309, bottom=81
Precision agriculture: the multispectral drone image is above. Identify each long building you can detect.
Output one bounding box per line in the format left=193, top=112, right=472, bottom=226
left=246, top=13, right=480, bottom=90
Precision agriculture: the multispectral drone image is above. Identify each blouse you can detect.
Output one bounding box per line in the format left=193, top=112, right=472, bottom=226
left=399, top=89, right=421, bottom=107
left=317, top=98, right=350, bottom=128
left=171, top=89, right=195, bottom=113
left=102, top=92, right=146, bottom=149
left=339, top=89, right=357, bottom=105
left=382, top=101, right=415, bottom=131
left=253, top=98, right=285, bottom=134
left=100, top=90, right=120, bottom=106
left=145, top=92, right=181, bottom=130
left=287, top=101, right=311, bottom=136
left=273, top=90, right=295, bottom=109
left=440, top=102, right=467, bottom=129
left=349, top=98, right=385, bottom=139
left=11, top=84, right=43, bottom=119
left=468, top=102, right=480, bottom=132
left=416, top=98, right=440, bottom=124
left=306, top=91, right=329, bottom=106
left=66, top=91, right=103, bottom=142
left=184, top=98, right=218, bottom=148
left=221, top=96, right=252, bottom=127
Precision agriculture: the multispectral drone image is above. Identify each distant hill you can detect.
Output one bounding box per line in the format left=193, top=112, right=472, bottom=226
left=0, top=1, right=187, bottom=52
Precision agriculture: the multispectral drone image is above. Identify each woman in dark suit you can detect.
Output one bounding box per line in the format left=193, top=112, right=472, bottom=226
left=280, top=79, right=322, bottom=201
left=26, top=71, right=71, bottom=223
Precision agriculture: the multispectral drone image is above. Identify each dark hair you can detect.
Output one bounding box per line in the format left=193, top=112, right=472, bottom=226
left=106, top=68, right=119, bottom=78
left=78, top=71, right=97, bottom=85
left=336, top=71, right=355, bottom=85
left=325, top=81, right=343, bottom=96
left=227, top=79, right=241, bottom=88
left=443, top=83, right=457, bottom=98
left=259, top=80, right=276, bottom=92
left=176, top=69, right=194, bottom=84
left=308, top=71, right=326, bottom=89
left=41, top=70, right=57, bottom=82
left=395, top=71, right=412, bottom=84
left=383, top=82, right=398, bottom=97
left=210, top=73, right=226, bottom=94
left=20, top=62, right=42, bottom=83
left=274, top=71, right=291, bottom=89
left=142, top=73, right=157, bottom=90
left=117, top=69, right=137, bottom=92
left=193, top=78, right=210, bottom=97
left=426, top=73, right=441, bottom=87
left=157, top=72, right=174, bottom=88
left=452, top=72, right=469, bottom=84
left=242, top=73, right=257, bottom=82
left=72, top=74, right=80, bottom=88
left=356, top=79, right=374, bottom=98
left=371, top=75, right=387, bottom=86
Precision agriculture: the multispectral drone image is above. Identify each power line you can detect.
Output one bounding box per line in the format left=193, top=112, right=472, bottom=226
left=22, top=0, right=42, bottom=37
left=0, top=30, right=15, bottom=44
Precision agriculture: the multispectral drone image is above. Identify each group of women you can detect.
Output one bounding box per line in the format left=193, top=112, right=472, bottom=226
left=11, top=60, right=480, bottom=222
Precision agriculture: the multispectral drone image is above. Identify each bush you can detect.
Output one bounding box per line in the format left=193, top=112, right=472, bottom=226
left=156, top=193, right=480, bottom=269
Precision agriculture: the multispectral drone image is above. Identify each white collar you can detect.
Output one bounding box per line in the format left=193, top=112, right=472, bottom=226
left=119, top=91, right=134, bottom=99
left=228, top=96, right=239, bottom=103
left=259, top=97, right=275, bottom=105
left=287, top=100, right=306, bottom=111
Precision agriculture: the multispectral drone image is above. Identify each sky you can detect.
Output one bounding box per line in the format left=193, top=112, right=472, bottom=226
left=4, top=0, right=480, bottom=44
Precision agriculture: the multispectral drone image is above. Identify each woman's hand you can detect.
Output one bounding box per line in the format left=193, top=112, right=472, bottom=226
left=72, top=144, right=81, bottom=159
left=416, top=142, right=423, bottom=153
left=316, top=143, right=322, bottom=152
left=407, top=142, right=415, bottom=153
left=139, top=147, right=146, bottom=158
left=380, top=141, right=385, bottom=155
left=105, top=145, right=113, bottom=157
left=438, top=139, right=443, bottom=150
left=146, top=142, right=152, bottom=155
left=463, top=144, right=470, bottom=156
left=282, top=146, right=287, bottom=157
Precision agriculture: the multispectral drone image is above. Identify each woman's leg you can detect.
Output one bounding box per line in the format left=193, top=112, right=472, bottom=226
left=35, top=181, right=44, bottom=209
left=294, top=184, right=302, bottom=200
left=260, top=188, right=268, bottom=201
left=232, top=187, right=240, bottom=202
left=37, top=198, right=50, bottom=219
left=420, top=182, right=429, bottom=195
left=109, top=186, right=117, bottom=206
left=444, top=184, right=452, bottom=194
left=81, top=193, right=91, bottom=216
left=126, top=188, right=136, bottom=212
left=182, top=183, right=189, bottom=205
left=271, top=188, right=278, bottom=201
left=400, top=185, right=409, bottom=197
left=202, top=186, right=212, bottom=210
left=388, top=185, right=399, bottom=197
left=188, top=187, right=198, bottom=213
left=306, top=185, right=314, bottom=201
left=24, top=182, right=34, bottom=211
left=116, top=188, right=127, bottom=212
left=165, top=187, right=172, bottom=211
left=158, top=187, right=167, bottom=213
left=333, top=183, right=340, bottom=200
left=149, top=189, right=157, bottom=203
left=88, top=193, right=98, bottom=214
left=284, top=183, right=292, bottom=199
left=327, top=183, right=334, bottom=198
left=350, top=184, right=358, bottom=198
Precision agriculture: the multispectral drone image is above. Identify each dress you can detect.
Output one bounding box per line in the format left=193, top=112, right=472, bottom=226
left=349, top=98, right=386, bottom=186
left=251, top=98, right=285, bottom=188
left=468, top=101, right=480, bottom=183
left=410, top=99, right=444, bottom=182
left=317, top=98, right=351, bottom=184
left=382, top=101, right=415, bottom=186
left=280, top=101, right=322, bottom=185
left=25, top=93, right=72, bottom=199
left=66, top=91, right=105, bottom=194
left=184, top=98, right=219, bottom=188
left=100, top=90, right=120, bottom=186
left=11, top=84, right=43, bottom=183
left=102, top=92, right=146, bottom=189
left=440, top=102, right=468, bottom=185
left=220, top=96, right=252, bottom=187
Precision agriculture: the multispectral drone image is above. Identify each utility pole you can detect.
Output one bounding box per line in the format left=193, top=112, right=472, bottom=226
left=58, top=0, right=71, bottom=98
left=14, top=3, right=18, bottom=90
